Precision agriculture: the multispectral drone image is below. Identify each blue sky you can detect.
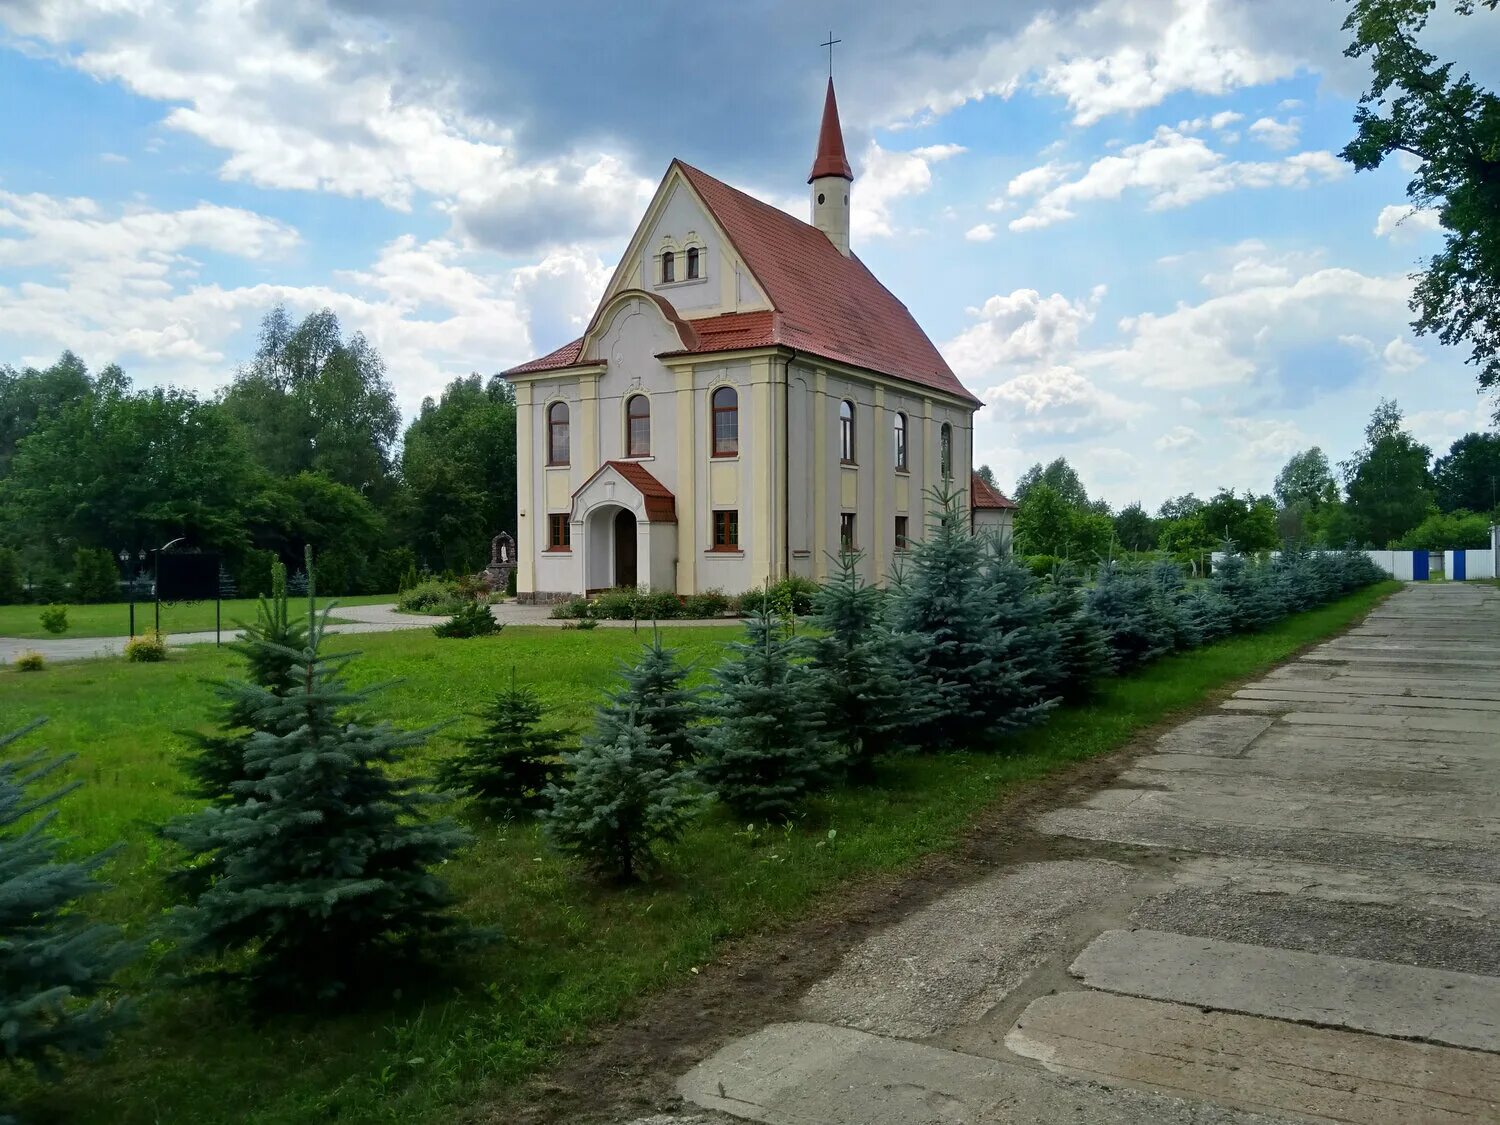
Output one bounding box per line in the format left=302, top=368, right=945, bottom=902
left=2, top=0, right=1497, bottom=507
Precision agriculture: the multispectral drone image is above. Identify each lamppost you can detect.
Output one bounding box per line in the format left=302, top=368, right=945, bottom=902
left=118, top=548, right=147, bottom=637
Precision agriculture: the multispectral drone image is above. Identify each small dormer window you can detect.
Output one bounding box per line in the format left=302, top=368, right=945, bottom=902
left=661, top=251, right=675, bottom=283
left=686, top=247, right=700, bottom=280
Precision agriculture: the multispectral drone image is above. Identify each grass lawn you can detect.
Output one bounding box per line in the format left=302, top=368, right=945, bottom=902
left=1, top=582, right=1400, bottom=1124
left=0, top=594, right=397, bottom=639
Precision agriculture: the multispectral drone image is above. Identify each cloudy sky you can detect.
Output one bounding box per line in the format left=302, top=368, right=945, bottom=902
left=2, top=0, right=1497, bottom=507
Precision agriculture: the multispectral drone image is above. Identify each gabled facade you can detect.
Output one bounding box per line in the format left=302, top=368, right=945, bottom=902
left=504, top=80, right=984, bottom=600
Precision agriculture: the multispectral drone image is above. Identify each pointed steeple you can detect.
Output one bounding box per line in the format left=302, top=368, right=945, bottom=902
left=808, top=77, right=853, bottom=183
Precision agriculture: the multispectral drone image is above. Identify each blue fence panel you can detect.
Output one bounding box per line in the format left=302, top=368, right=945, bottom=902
left=1454, top=550, right=1467, bottom=581
left=1413, top=550, right=1430, bottom=581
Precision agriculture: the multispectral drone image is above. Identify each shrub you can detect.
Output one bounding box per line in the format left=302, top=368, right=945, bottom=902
left=0, top=720, right=138, bottom=1083
left=433, top=599, right=502, bottom=639
left=505, top=567, right=518, bottom=597
left=124, top=633, right=168, bottom=663
left=681, top=589, right=730, bottom=618
left=438, top=674, right=572, bottom=815
left=0, top=547, right=24, bottom=605
left=15, top=651, right=45, bottom=672
left=542, top=715, right=703, bottom=882
left=72, top=547, right=119, bottom=604
left=1023, top=554, right=1065, bottom=579
left=233, top=549, right=278, bottom=600
left=397, top=579, right=463, bottom=615
left=732, top=588, right=770, bottom=616
left=561, top=618, right=598, bottom=631
left=368, top=547, right=418, bottom=596
left=29, top=569, right=68, bottom=605
left=592, top=588, right=640, bottom=620
left=550, top=597, right=591, bottom=620
left=635, top=590, right=680, bottom=620
left=768, top=575, right=818, bottom=616
left=39, top=605, right=68, bottom=635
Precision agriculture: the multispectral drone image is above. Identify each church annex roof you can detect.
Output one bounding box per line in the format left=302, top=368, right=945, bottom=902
left=970, top=472, right=1017, bottom=510
left=503, top=161, right=980, bottom=407
left=572, top=460, right=677, bottom=523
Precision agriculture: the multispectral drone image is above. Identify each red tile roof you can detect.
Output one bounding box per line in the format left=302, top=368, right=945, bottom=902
left=506, top=337, right=583, bottom=375
left=808, top=78, right=853, bottom=182
left=676, top=161, right=980, bottom=404
left=573, top=461, right=676, bottom=523
left=504, top=160, right=981, bottom=407
left=971, top=472, right=1017, bottom=510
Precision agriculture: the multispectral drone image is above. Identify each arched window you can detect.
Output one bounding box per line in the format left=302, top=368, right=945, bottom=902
left=939, top=422, right=953, bottom=479
left=839, top=400, right=856, bottom=464
left=548, top=401, right=570, bottom=466
left=893, top=411, right=908, bottom=471
left=626, top=394, right=651, bottom=457
left=686, top=247, right=700, bottom=279
left=661, top=251, right=675, bottom=284
left=711, top=386, right=738, bottom=457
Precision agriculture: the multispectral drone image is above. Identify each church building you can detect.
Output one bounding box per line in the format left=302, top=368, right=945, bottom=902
left=505, top=78, right=999, bottom=601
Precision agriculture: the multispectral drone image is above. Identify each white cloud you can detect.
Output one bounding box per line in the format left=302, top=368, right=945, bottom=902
left=1154, top=425, right=1203, bottom=451
left=853, top=140, right=963, bottom=239
left=1373, top=204, right=1443, bottom=239
left=965, top=223, right=997, bottom=242
left=3, top=0, right=653, bottom=255
left=1091, top=251, right=1414, bottom=390
left=945, top=286, right=1106, bottom=378
left=1224, top=417, right=1310, bottom=460
left=0, top=189, right=538, bottom=411
left=1382, top=336, right=1426, bottom=375
left=982, top=365, right=1142, bottom=437
left=1248, top=116, right=1300, bottom=149
left=1210, top=110, right=1245, bottom=130
left=1007, top=127, right=1346, bottom=231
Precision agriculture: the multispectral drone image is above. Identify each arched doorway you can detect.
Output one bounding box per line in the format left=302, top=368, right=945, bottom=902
left=614, top=508, right=637, bottom=588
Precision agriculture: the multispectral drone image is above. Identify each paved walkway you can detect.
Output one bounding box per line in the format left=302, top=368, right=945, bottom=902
left=1, top=601, right=735, bottom=663
left=634, top=582, right=1500, bottom=1124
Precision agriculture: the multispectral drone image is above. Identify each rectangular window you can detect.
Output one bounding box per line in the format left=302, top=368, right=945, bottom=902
left=712, top=509, right=739, bottom=550
left=547, top=514, right=571, bottom=551
left=894, top=515, right=909, bottom=552
left=840, top=513, right=857, bottom=552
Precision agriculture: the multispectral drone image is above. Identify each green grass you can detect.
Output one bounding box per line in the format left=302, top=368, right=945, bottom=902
left=1, top=582, right=1400, bottom=1124
left=0, top=594, right=396, bottom=639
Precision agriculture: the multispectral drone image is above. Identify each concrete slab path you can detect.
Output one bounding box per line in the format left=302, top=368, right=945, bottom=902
left=0, top=600, right=737, bottom=664
left=633, top=582, right=1500, bottom=1124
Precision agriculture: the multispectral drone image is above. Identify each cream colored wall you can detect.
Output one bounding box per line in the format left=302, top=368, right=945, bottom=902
left=608, top=175, right=768, bottom=320
left=783, top=361, right=976, bottom=587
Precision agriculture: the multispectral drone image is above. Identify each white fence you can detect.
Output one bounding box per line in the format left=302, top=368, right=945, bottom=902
left=1212, top=541, right=1499, bottom=582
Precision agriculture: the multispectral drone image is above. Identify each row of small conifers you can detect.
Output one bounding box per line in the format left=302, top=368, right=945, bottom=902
left=6, top=503, right=1384, bottom=1102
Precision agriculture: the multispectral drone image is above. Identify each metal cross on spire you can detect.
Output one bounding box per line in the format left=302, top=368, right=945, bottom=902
left=821, top=31, right=842, bottom=78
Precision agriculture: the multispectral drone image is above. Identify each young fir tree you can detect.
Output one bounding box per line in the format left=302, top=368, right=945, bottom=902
left=1039, top=572, right=1114, bottom=702
left=182, top=558, right=307, bottom=805
left=164, top=550, right=474, bottom=1006
left=591, top=632, right=700, bottom=767
left=0, top=720, right=137, bottom=1085
left=1087, top=563, right=1176, bottom=673
left=980, top=540, right=1061, bottom=721
left=1148, top=559, right=1198, bottom=650
left=891, top=486, right=1040, bottom=749
left=541, top=712, right=702, bottom=882
left=437, top=671, right=572, bottom=815
left=695, top=601, right=833, bottom=819
left=1211, top=548, right=1281, bottom=633
left=806, top=551, right=921, bottom=780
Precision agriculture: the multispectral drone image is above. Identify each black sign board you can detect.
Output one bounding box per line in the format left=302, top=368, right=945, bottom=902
left=157, top=551, right=220, bottom=603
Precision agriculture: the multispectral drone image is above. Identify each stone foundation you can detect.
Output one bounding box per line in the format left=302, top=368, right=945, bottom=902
left=516, top=590, right=578, bottom=606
